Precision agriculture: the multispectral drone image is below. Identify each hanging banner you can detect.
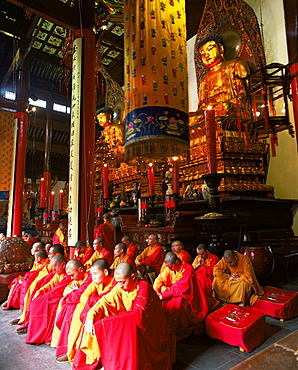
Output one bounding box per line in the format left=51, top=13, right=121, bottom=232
left=68, top=37, right=82, bottom=246
left=124, top=0, right=189, bottom=161
left=6, top=118, right=18, bottom=237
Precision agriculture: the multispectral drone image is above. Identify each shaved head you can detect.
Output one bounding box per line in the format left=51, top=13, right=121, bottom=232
left=66, top=259, right=85, bottom=270
left=75, top=241, right=86, bottom=249
left=197, top=243, right=207, bottom=252
left=35, top=248, right=48, bottom=260
left=223, top=250, right=236, bottom=259
left=50, top=244, right=65, bottom=256
left=114, top=261, right=134, bottom=278
left=66, top=259, right=86, bottom=280
left=164, top=251, right=179, bottom=265
left=51, top=254, right=67, bottom=265
left=92, top=258, right=110, bottom=271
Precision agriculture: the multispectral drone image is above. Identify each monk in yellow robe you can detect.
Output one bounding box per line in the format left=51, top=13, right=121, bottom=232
left=135, top=234, right=164, bottom=282
left=73, top=262, right=173, bottom=370
left=121, top=235, right=139, bottom=260
left=192, top=243, right=219, bottom=298
left=110, top=242, right=136, bottom=271
left=14, top=255, right=67, bottom=333
left=54, top=258, right=114, bottom=364
left=25, top=259, right=89, bottom=344
left=73, top=241, right=94, bottom=265
left=84, top=237, right=113, bottom=269
left=154, top=252, right=208, bottom=340
left=3, top=244, right=49, bottom=309
left=160, top=239, right=193, bottom=273
left=212, top=250, right=264, bottom=306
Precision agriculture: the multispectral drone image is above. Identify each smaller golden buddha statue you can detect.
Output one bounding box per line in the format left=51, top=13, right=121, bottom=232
left=96, top=107, right=124, bottom=153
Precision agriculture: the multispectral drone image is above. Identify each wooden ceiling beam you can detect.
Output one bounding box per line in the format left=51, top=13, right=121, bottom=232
left=6, top=0, right=79, bottom=30
left=27, top=140, right=69, bottom=155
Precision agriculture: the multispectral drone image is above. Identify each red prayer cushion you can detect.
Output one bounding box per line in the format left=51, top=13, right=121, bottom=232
left=205, top=304, right=265, bottom=352
left=252, top=286, right=298, bottom=320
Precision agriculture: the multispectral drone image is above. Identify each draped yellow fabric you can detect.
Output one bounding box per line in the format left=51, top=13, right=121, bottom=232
left=124, top=0, right=189, bottom=160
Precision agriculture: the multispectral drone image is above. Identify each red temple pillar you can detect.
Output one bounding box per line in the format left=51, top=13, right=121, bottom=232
left=42, top=92, right=53, bottom=214
left=68, top=0, right=95, bottom=254
left=7, top=43, right=29, bottom=237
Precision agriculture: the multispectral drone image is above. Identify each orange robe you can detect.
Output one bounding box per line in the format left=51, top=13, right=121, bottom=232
left=55, top=276, right=115, bottom=362
left=160, top=249, right=193, bottom=273
left=53, top=227, right=67, bottom=247
left=154, top=262, right=208, bottom=340
left=110, top=254, right=136, bottom=272
left=192, top=253, right=219, bottom=298
left=94, top=221, right=116, bottom=254
left=84, top=248, right=113, bottom=269
left=135, top=244, right=165, bottom=274
left=212, top=252, right=264, bottom=305
left=73, top=279, right=173, bottom=370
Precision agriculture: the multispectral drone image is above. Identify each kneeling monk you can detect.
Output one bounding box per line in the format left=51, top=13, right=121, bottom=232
left=73, top=262, right=173, bottom=370
left=212, top=250, right=264, bottom=306
left=154, top=252, right=208, bottom=340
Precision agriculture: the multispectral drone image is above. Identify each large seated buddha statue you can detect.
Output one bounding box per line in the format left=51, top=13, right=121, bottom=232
left=196, top=33, right=250, bottom=119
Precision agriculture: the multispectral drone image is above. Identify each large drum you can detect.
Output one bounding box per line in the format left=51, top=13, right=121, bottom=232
left=240, top=244, right=274, bottom=277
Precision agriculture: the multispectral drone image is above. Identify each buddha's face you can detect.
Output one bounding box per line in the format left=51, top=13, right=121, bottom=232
left=199, top=40, right=223, bottom=69
left=97, top=112, right=111, bottom=128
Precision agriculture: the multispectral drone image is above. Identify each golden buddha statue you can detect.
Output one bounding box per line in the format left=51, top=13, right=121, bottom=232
left=96, top=107, right=124, bottom=152
left=196, top=33, right=250, bottom=118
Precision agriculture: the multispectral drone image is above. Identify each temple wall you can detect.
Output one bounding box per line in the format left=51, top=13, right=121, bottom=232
left=187, top=0, right=298, bottom=234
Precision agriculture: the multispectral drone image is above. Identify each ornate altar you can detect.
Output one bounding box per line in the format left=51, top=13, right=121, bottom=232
left=183, top=0, right=275, bottom=196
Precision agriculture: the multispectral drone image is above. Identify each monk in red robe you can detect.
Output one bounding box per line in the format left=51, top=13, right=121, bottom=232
left=110, top=242, right=136, bottom=272
left=54, top=258, right=114, bottom=364
left=160, top=239, right=193, bottom=273
left=73, top=262, right=173, bottom=370
left=17, top=244, right=64, bottom=316
left=192, top=243, right=219, bottom=299
left=25, top=259, right=89, bottom=345
left=94, top=213, right=116, bottom=254
left=3, top=244, right=49, bottom=309
left=14, top=254, right=68, bottom=335
left=135, top=234, right=164, bottom=282
left=84, top=237, right=113, bottom=269
left=74, top=241, right=94, bottom=264
left=154, top=252, right=208, bottom=340
left=52, top=222, right=67, bottom=250
left=121, top=235, right=139, bottom=260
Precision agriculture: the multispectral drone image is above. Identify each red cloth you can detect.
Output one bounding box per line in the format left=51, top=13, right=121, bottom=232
left=4, top=270, right=39, bottom=310
left=127, top=244, right=139, bottom=260
left=26, top=237, right=38, bottom=247
left=161, top=263, right=208, bottom=340
left=19, top=272, right=55, bottom=327
left=206, top=304, right=265, bottom=352
left=75, top=247, right=94, bottom=265
left=55, top=274, right=92, bottom=356
left=94, top=223, right=115, bottom=254
left=252, top=286, right=298, bottom=320
left=72, top=281, right=174, bottom=370
left=195, top=253, right=219, bottom=298
left=25, top=275, right=73, bottom=344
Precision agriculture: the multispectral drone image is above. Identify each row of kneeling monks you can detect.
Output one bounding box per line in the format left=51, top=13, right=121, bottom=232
left=2, top=235, right=275, bottom=369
